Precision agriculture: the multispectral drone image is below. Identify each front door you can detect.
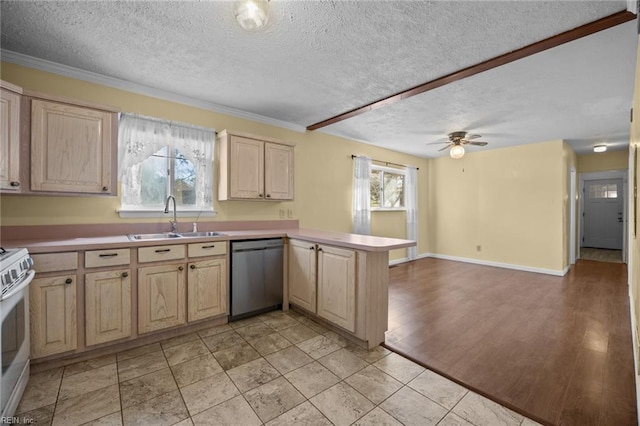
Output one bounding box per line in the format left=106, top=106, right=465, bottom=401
left=583, top=179, right=624, bottom=250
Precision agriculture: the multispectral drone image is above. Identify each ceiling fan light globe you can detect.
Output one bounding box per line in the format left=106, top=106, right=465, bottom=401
left=450, top=145, right=465, bottom=159
left=234, top=0, right=269, bottom=31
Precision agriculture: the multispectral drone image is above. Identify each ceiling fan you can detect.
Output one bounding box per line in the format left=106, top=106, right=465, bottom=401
left=428, top=131, right=488, bottom=159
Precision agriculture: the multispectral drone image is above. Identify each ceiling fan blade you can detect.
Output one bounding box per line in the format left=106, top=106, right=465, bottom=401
left=467, top=141, right=488, bottom=146
left=438, top=145, right=451, bottom=152
left=426, top=141, right=450, bottom=145
left=465, top=134, right=482, bottom=140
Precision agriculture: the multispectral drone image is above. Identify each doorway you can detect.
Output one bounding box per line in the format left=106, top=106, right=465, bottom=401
left=579, top=170, right=628, bottom=263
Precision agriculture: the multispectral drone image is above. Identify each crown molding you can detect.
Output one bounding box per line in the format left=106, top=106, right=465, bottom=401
left=0, top=49, right=306, bottom=133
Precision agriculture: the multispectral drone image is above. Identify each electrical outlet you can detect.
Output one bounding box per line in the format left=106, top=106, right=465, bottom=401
left=287, top=209, right=293, bottom=218
left=476, top=245, right=482, bottom=252
left=279, top=209, right=285, bottom=219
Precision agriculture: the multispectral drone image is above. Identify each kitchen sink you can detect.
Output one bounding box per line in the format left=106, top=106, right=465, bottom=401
left=128, top=232, right=182, bottom=241
left=179, top=231, right=226, bottom=238
left=127, top=231, right=226, bottom=241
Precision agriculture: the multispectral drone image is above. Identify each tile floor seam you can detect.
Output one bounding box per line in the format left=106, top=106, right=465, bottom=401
left=163, top=342, right=195, bottom=425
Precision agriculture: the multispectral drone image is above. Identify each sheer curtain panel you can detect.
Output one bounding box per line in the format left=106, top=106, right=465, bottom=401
left=405, top=166, right=418, bottom=260
left=118, top=113, right=215, bottom=210
left=353, top=155, right=372, bottom=235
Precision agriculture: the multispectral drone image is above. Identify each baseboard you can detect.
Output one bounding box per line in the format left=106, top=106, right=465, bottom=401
left=628, top=286, right=640, bottom=422
left=425, top=253, right=570, bottom=277
left=388, top=252, right=432, bottom=266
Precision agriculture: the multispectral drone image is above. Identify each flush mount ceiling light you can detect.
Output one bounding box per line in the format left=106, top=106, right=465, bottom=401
left=450, top=144, right=465, bottom=159
left=594, top=144, right=607, bottom=153
left=234, top=0, right=269, bottom=31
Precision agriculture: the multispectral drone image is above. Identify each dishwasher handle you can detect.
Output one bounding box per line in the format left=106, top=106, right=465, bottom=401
left=232, top=247, right=268, bottom=253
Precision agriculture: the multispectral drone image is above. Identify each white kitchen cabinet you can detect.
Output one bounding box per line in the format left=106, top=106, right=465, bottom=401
left=30, top=274, right=77, bottom=359
left=317, top=244, right=356, bottom=332
left=85, top=269, right=131, bottom=346
left=0, top=80, right=22, bottom=192
left=30, top=96, right=117, bottom=195
left=138, top=263, right=187, bottom=334
left=217, top=130, right=294, bottom=201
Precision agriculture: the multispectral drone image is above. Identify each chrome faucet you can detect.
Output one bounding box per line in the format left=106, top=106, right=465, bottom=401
left=164, top=195, right=178, bottom=233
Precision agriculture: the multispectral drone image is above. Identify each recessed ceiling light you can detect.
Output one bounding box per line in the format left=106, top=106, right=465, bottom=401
left=593, top=145, right=607, bottom=153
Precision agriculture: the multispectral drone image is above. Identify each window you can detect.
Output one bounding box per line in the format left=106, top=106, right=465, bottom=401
left=118, top=113, right=215, bottom=217
left=588, top=183, right=618, bottom=199
left=370, top=165, right=405, bottom=209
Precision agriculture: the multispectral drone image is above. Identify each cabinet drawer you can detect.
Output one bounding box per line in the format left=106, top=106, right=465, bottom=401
left=85, top=249, right=131, bottom=268
left=31, top=252, right=78, bottom=273
left=138, top=245, right=185, bottom=263
left=188, top=241, right=227, bottom=258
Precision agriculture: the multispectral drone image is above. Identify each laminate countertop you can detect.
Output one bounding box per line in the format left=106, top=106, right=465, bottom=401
left=1, top=228, right=415, bottom=254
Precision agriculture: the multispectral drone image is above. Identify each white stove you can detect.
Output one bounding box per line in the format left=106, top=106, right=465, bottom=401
left=1, top=247, right=34, bottom=419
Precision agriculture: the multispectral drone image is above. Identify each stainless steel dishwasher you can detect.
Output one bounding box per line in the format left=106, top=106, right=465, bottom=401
left=230, top=238, right=283, bottom=321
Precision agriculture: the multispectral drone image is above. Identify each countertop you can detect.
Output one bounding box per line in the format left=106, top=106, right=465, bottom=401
left=2, top=228, right=415, bottom=254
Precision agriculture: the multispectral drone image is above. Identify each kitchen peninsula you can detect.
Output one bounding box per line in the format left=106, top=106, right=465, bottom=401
left=0, top=220, right=415, bottom=367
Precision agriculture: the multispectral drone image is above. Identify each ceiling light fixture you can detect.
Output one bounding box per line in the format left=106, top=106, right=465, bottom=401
left=594, top=144, right=607, bottom=153
left=234, top=0, right=269, bottom=31
left=450, top=145, right=465, bottom=159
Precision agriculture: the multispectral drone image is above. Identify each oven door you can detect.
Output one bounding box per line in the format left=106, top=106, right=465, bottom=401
left=1, top=270, right=34, bottom=418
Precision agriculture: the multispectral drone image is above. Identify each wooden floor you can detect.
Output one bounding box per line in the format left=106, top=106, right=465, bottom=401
left=385, top=258, right=637, bottom=426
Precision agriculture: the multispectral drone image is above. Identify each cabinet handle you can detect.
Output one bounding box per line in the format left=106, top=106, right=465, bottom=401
left=190, top=264, right=196, bottom=270
left=99, top=253, right=118, bottom=258
left=309, top=246, right=314, bottom=250
left=318, top=247, right=323, bottom=251
left=178, top=266, right=184, bottom=271
left=102, top=186, right=109, bottom=191
left=266, top=194, right=271, bottom=198
left=121, top=272, right=129, bottom=278
left=201, top=244, right=216, bottom=249
left=65, top=278, right=73, bottom=284
left=10, top=181, right=20, bottom=187
left=258, top=194, right=263, bottom=198
left=155, top=249, right=171, bottom=253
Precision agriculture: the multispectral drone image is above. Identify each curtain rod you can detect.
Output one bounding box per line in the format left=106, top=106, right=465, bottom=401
left=351, top=155, right=419, bottom=170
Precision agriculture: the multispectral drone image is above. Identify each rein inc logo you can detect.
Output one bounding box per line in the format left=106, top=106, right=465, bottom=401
left=0, top=417, right=33, bottom=424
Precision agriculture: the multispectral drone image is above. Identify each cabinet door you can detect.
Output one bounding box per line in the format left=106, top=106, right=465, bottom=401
left=85, top=269, right=131, bottom=346
left=30, top=275, right=77, bottom=358
left=187, top=258, right=227, bottom=322
left=229, top=135, right=264, bottom=199
left=288, top=239, right=317, bottom=312
left=264, top=142, right=294, bottom=200
left=30, top=99, right=113, bottom=194
left=0, top=87, right=21, bottom=191
left=138, top=264, right=186, bottom=334
left=317, top=245, right=356, bottom=332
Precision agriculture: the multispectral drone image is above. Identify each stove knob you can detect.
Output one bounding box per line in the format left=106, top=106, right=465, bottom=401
left=10, top=270, right=19, bottom=280
left=1, top=273, right=8, bottom=285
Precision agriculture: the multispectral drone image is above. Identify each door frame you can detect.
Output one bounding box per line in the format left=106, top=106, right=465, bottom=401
left=570, top=167, right=577, bottom=264
left=579, top=169, right=628, bottom=262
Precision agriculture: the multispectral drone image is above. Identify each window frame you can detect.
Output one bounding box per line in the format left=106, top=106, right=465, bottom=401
left=370, top=164, right=407, bottom=211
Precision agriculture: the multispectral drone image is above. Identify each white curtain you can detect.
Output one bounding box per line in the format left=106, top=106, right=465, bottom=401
left=353, top=155, right=372, bottom=235
left=405, top=166, right=418, bottom=260
left=118, top=113, right=214, bottom=209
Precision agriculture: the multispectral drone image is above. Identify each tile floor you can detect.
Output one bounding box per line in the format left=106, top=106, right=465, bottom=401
left=14, top=310, right=542, bottom=426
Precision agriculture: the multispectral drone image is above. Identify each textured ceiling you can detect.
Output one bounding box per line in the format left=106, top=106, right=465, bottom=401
left=0, top=0, right=637, bottom=157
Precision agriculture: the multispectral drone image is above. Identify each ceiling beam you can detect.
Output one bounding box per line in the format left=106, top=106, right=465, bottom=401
left=306, top=10, right=636, bottom=131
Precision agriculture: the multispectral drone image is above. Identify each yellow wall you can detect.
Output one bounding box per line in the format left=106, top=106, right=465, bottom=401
left=0, top=62, right=430, bottom=261
left=428, top=140, right=566, bottom=272
left=578, top=150, right=629, bottom=173
left=563, top=142, right=578, bottom=268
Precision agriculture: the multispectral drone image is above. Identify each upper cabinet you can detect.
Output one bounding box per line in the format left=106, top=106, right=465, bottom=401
left=30, top=97, right=117, bottom=195
left=217, top=130, right=294, bottom=201
left=0, top=84, right=119, bottom=196
left=0, top=80, right=22, bottom=191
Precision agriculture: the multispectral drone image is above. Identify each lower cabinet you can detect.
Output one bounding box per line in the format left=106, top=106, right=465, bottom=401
left=317, top=245, right=356, bottom=332
left=138, top=263, right=187, bottom=334
left=85, top=269, right=131, bottom=346
left=30, top=274, right=77, bottom=358
left=188, top=258, right=227, bottom=322
left=288, top=240, right=356, bottom=333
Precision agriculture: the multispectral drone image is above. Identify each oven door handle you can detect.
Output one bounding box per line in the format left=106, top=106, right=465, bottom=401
left=1, top=270, right=35, bottom=302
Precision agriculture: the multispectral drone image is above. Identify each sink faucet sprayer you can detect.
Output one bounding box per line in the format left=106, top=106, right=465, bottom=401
left=164, top=195, right=178, bottom=233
